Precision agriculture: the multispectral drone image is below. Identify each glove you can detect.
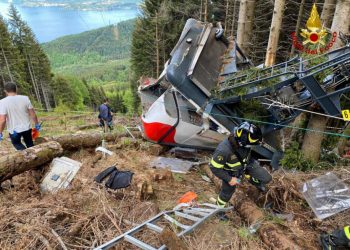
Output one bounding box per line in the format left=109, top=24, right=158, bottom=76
left=35, top=123, right=41, bottom=131
left=0, top=133, right=3, bottom=141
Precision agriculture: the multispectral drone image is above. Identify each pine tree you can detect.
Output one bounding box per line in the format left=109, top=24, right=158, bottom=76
left=236, top=0, right=256, bottom=54
left=264, top=0, right=286, bottom=66
left=302, top=0, right=350, bottom=162
left=8, top=5, right=53, bottom=110
left=50, top=76, right=79, bottom=109
left=0, top=14, right=28, bottom=97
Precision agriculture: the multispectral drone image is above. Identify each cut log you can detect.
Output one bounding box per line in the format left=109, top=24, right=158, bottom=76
left=0, top=141, right=63, bottom=183
left=202, top=165, right=301, bottom=250
left=132, top=174, right=154, bottom=200
left=52, top=132, right=128, bottom=150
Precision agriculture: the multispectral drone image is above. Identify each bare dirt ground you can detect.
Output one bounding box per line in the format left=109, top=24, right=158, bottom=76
left=0, top=114, right=349, bottom=250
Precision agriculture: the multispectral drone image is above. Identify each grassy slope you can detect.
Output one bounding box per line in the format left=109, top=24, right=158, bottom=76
left=42, top=18, right=134, bottom=83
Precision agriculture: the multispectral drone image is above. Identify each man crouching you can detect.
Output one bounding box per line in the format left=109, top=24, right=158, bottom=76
left=209, top=122, right=272, bottom=218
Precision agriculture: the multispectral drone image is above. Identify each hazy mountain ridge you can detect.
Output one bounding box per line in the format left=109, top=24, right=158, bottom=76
left=42, top=18, right=134, bottom=82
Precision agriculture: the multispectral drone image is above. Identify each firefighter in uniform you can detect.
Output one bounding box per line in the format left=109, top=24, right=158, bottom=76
left=320, top=226, right=350, bottom=249
left=209, top=122, right=272, bottom=210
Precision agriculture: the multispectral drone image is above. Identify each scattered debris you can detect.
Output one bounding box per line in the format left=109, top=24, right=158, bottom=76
left=301, top=172, right=350, bottom=220
left=90, top=152, right=103, bottom=168
left=272, top=212, right=294, bottom=222
left=177, top=191, right=198, bottom=204
left=150, top=169, right=173, bottom=182
left=124, top=126, right=141, bottom=139
left=169, top=147, right=198, bottom=160
left=40, top=157, right=82, bottom=193
left=150, top=157, right=195, bottom=174
left=95, top=166, right=134, bottom=190
left=95, top=146, right=113, bottom=156
left=201, top=164, right=303, bottom=249
left=146, top=144, right=167, bottom=156
left=95, top=203, right=232, bottom=250
left=201, top=174, right=212, bottom=183
left=159, top=226, right=189, bottom=250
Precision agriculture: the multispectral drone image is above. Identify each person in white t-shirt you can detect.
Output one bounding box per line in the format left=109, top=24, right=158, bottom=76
left=0, top=82, right=41, bottom=150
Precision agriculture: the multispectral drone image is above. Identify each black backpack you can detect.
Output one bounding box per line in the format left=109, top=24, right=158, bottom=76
left=95, top=166, right=134, bottom=190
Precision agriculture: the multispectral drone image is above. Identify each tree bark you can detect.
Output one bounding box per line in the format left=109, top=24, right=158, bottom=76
left=290, top=0, right=306, bottom=56
left=0, top=141, right=63, bottom=183
left=303, top=0, right=350, bottom=161
left=202, top=165, right=301, bottom=249
left=155, top=11, right=160, bottom=77
left=52, top=132, right=128, bottom=151
left=236, top=0, right=256, bottom=54
left=230, top=0, right=238, bottom=37
left=331, top=0, right=350, bottom=48
left=224, top=0, right=230, bottom=35
left=264, top=0, right=286, bottom=67
left=333, top=0, right=350, bottom=153
left=204, top=0, right=208, bottom=22
left=0, top=42, right=13, bottom=82
left=321, top=0, right=336, bottom=28
left=301, top=115, right=328, bottom=163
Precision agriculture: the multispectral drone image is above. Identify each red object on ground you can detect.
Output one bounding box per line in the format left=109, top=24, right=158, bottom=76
left=142, top=121, right=176, bottom=143
left=177, top=191, right=198, bottom=204
left=343, top=150, right=350, bottom=159
left=32, top=128, right=40, bottom=140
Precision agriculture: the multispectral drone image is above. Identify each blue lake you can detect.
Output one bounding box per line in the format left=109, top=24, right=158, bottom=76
left=0, top=1, right=139, bottom=43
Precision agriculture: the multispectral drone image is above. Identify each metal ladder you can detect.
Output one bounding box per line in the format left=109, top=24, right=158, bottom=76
left=94, top=203, right=232, bottom=250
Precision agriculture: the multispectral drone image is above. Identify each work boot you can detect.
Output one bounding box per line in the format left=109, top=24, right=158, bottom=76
left=216, top=211, right=229, bottom=221
left=249, top=179, right=267, bottom=193
left=255, top=183, right=267, bottom=193
left=320, top=230, right=350, bottom=250
left=320, top=234, right=337, bottom=250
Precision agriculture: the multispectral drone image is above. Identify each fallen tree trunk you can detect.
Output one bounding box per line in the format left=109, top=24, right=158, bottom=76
left=202, top=165, right=302, bottom=250
left=52, top=131, right=144, bottom=151
left=0, top=141, right=63, bottom=183
left=52, top=132, right=129, bottom=150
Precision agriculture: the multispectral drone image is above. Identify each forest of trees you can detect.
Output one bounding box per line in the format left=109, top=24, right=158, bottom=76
left=42, top=20, right=134, bottom=70
left=0, top=5, right=125, bottom=113
left=41, top=19, right=135, bottom=113
left=0, top=5, right=53, bottom=109
left=1, top=0, right=350, bottom=164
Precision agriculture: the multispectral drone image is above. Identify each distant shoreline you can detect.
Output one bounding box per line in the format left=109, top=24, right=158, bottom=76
left=1, top=0, right=139, bottom=12
left=0, top=1, right=139, bottom=43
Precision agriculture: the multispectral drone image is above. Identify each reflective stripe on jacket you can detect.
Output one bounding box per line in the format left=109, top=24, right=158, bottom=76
left=210, top=138, right=250, bottom=172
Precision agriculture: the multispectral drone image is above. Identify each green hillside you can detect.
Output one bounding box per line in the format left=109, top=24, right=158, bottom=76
left=42, top=18, right=134, bottom=82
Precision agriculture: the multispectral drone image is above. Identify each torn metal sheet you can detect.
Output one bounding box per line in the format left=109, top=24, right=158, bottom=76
left=149, top=157, right=195, bottom=174
left=40, top=157, right=82, bottom=193
left=301, top=172, right=350, bottom=220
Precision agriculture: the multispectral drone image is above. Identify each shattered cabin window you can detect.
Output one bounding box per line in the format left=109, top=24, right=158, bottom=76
left=176, top=93, right=203, bottom=126
left=164, top=90, right=178, bottom=119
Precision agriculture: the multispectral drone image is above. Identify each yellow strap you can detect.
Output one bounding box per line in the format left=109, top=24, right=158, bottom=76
left=252, top=177, right=260, bottom=183
left=210, top=159, right=224, bottom=169
left=344, top=226, right=350, bottom=240
left=217, top=196, right=226, bottom=206
left=226, top=162, right=241, bottom=168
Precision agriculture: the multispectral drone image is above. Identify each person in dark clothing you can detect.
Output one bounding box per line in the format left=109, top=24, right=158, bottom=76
left=320, top=226, right=350, bottom=250
left=98, top=99, right=113, bottom=132
left=210, top=122, right=272, bottom=211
